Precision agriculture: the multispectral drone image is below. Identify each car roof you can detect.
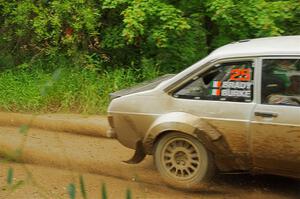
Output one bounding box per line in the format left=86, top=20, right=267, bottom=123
left=158, top=36, right=300, bottom=90
left=209, top=35, right=300, bottom=59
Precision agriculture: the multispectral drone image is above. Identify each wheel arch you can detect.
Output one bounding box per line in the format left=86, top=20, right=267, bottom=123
left=142, top=112, right=222, bottom=155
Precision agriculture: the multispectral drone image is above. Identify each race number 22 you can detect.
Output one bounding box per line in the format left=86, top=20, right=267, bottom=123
left=230, top=68, right=251, bottom=81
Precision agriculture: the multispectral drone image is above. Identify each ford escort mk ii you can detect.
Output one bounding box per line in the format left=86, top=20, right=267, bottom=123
left=108, top=36, right=300, bottom=189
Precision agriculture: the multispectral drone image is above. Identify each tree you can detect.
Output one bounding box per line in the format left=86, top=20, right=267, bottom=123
left=0, top=0, right=299, bottom=71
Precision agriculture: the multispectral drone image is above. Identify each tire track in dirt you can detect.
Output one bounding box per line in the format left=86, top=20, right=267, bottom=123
left=0, top=126, right=163, bottom=186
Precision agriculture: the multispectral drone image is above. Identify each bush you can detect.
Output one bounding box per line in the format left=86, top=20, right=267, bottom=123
left=1, top=0, right=298, bottom=72
left=0, top=63, right=160, bottom=114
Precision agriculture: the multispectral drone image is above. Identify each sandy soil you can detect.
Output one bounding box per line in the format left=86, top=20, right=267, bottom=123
left=0, top=112, right=109, bottom=137
left=0, top=123, right=299, bottom=198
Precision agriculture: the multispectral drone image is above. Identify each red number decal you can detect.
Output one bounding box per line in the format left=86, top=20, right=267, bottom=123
left=230, top=69, right=251, bottom=81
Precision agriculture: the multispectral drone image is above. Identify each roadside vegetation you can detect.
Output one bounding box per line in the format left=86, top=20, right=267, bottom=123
left=0, top=0, right=299, bottom=113
left=0, top=61, right=159, bottom=114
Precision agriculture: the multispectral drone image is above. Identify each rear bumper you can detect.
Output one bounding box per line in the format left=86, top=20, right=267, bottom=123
left=107, top=115, right=117, bottom=138
left=106, top=113, right=142, bottom=149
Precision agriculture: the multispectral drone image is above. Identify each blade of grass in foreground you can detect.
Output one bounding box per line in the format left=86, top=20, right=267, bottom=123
left=101, top=183, right=107, bottom=199
left=67, top=183, right=76, bottom=199
left=126, top=188, right=132, bottom=199
left=6, top=167, right=13, bottom=185
left=80, top=175, right=87, bottom=199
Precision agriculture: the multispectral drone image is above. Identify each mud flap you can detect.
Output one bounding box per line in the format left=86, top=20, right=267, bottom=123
left=123, top=140, right=146, bottom=164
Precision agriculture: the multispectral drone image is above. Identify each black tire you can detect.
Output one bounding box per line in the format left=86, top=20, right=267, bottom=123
left=154, top=132, right=215, bottom=190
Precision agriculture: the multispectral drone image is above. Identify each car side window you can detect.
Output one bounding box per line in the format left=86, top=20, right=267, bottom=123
left=173, top=61, right=254, bottom=102
left=261, top=59, right=300, bottom=106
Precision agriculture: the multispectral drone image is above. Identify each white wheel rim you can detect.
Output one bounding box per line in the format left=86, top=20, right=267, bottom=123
left=161, top=137, right=202, bottom=180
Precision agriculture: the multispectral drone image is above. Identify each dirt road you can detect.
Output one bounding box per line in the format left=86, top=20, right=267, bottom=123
left=0, top=117, right=299, bottom=198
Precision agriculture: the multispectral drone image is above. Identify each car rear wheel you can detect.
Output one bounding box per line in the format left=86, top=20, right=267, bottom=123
left=154, top=132, right=215, bottom=190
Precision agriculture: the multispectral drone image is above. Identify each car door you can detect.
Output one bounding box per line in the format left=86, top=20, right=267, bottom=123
left=251, top=57, right=300, bottom=177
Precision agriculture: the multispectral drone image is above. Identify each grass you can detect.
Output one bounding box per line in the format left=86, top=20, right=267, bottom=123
left=0, top=64, right=160, bottom=114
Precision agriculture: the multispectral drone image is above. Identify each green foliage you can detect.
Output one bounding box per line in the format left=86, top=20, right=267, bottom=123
left=4, top=167, right=25, bottom=193
left=205, top=0, right=300, bottom=48
left=79, top=175, right=87, bottom=199
left=2, top=0, right=297, bottom=72
left=0, top=62, right=159, bottom=113
left=109, top=0, right=190, bottom=47
left=19, top=125, right=29, bottom=135
left=10, top=180, right=25, bottom=192
left=65, top=180, right=131, bottom=199
left=0, top=0, right=191, bottom=70
left=101, top=183, right=107, bottom=199
left=6, top=168, right=13, bottom=185
left=67, top=183, right=76, bottom=199
left=126, top=188, right=132, bottom=199
left=0, top=0, right=100, bottom=54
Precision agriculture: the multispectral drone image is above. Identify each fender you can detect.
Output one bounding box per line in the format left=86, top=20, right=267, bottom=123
left=143, top=112, right=223, bottom=153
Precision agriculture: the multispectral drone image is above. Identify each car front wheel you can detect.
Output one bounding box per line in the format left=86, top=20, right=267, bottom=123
left=154, top=132, right=215, bottom=190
